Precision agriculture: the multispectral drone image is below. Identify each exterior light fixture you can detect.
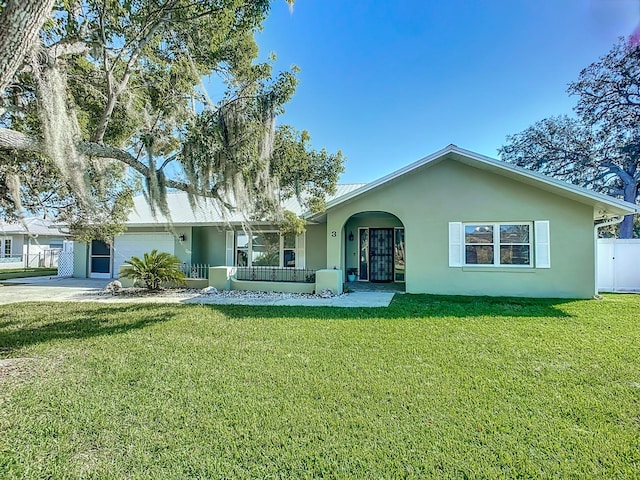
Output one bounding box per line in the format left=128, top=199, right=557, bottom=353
left=348, top=231, right=354, bottom=242
left=179, top=234, right=186, bottom=241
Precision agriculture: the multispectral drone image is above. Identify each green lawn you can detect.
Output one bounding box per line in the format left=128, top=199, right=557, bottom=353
left=1, top=295, right=639, bottom=478
left=0, top=267, right=57, bottom=281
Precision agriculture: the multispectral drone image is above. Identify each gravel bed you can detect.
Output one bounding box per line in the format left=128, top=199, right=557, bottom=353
left=94, top=284, right=339, bottom=300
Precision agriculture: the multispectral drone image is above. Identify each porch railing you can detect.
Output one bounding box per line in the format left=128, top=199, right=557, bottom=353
left=0, top=255, right=22, bottom=264
left=235, top=267, right=316, bottom=283
left=181, top=263, right=210, bottom=279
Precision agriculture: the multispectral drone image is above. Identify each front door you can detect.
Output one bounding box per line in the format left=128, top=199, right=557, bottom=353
left=90, top=240, right=111, bottom=278
left=369, top=228, right=394, bottom=282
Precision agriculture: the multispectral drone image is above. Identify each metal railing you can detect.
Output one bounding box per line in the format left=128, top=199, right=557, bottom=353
left=235, top=267, right=316, bottom=283
left=0, top=255, right=22, bottom=264
left=181, top=263, right=210, bottom=279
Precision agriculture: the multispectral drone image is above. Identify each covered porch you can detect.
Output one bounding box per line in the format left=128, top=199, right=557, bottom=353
left=343, top=211, right=406, bottom=285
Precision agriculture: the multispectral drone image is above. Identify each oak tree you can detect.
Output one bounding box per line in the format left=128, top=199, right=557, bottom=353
left=500, top=38, right=640, bottom=238
left=0, top=0, right=343, bottom=237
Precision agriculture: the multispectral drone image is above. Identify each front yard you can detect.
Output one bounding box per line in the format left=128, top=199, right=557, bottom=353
left=0, top=268, right=57, bottom=281
left=1, top=295, right=639, bottom=478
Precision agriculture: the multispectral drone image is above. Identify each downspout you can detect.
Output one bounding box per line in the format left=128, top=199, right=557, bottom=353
left=593, top=215, right=624, bottom=298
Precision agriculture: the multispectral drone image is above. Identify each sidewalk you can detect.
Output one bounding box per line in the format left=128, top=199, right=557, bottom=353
left=0, top=276, right=395, bottom=307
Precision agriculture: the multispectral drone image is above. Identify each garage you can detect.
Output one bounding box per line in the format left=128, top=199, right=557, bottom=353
left=113, top=233, right=175, bottom=278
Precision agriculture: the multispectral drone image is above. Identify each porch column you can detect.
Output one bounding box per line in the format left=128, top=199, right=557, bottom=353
left=326, top=213, right=345, bottom=272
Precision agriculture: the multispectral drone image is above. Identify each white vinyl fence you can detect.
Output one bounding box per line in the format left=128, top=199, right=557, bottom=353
left=597, top=239, right=640, bottom=292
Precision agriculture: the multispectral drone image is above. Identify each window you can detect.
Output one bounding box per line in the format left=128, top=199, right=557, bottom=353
left=235, top=231, right=298, bottom=268
left=49, top=241, right=63, bottom=250
left=464, top=223, right=531, bottom=266
left=2, top=239, right=11, bottom=258
left=236, top=232, right=250, bottom=266
left=252, top=232, right=280, bottom=266
left=283, top=233, right=296, bottom=267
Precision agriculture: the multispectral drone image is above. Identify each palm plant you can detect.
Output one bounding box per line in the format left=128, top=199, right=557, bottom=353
left=120, top=249, right=186, bottom=291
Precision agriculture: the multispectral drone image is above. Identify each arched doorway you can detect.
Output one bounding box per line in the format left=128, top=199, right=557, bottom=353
left=344, top=212, right=405, bottom=283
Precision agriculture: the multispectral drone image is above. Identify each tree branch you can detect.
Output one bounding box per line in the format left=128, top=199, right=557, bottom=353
left=92, top=10, right=169, bottom=143
left=46, top=41, right=89, bottom=59
left=0, top=127, right=40, bottom=151
left=0, top=0, right=56, bottom=93
left=0, top=126, right=223, bottom=199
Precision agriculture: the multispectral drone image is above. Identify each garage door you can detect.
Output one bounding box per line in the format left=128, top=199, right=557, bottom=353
left=113, top=233, right=175, bottom=278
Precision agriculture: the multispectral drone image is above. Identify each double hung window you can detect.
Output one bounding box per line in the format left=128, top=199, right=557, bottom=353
left=236, top=232, right=297, bottom=268
left=2, top=239, right=11, bottom=258
left=464, top=223, right=531, bottom=266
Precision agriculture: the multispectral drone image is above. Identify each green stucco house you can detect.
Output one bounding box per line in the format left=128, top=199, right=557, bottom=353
left=74, top=145, right=637, bottom=298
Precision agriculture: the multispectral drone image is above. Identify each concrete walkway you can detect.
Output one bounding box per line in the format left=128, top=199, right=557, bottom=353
left=0, top=276, right=395, bottom=307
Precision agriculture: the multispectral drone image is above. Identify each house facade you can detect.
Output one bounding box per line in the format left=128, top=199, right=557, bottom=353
left=73, top=145, right=637, bottom=298
left=0, top=217, right=70, bottom=269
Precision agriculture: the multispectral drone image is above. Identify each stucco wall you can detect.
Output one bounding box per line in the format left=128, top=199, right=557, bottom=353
left=325, top=159, right=596, bottom=298
left=304, top=223, right=327, bottom=271
left=173, top=227, right=192, bottom=264
left=192, top=227, right=226, bottom=265
left=73, top=242, right=88, bottom=278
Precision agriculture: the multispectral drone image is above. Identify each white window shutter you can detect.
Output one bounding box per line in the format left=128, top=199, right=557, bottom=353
left=448, top=222, right=463, bottom=267
left=225, top=231, right=235, bottom=266
left=534, top=221, right=550, bottom=268
left=296, top=233, right=306, bottom=269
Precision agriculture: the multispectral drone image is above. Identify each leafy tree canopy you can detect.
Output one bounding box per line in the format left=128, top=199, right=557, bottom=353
left=500, top=38, right=640, bottom=238
left=0, top=0, right=344, bottom=239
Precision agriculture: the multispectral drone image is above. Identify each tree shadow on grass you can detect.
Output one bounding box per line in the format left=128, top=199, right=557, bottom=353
left=0, top=303, right=178, bottom=355
left=202, top=294, right=578, bottom=320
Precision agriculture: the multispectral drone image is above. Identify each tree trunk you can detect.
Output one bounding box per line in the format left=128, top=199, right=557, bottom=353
left=619, top=214, right=634, bottom=239
left=619, top=181, right=639, bottom=239
left=0, top=0, right=55, bottom=93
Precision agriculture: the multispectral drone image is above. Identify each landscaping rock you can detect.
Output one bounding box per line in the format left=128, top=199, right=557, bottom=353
left=317, top=288, right=334, bottom=298
left=201, top=286, right=218, bottom=295
left=104, top=280, right=122, bottom=294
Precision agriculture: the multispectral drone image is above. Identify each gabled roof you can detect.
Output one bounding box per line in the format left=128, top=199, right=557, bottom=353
left=125, top=183, right=366, bottom=226
left=305, top=145, right=638, bottom=221
left=0, top=217, right=70, bottom=236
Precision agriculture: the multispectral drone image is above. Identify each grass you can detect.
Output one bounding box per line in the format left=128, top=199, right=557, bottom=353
left=0, top=294, right=639, bottom=478
left=0, top=267, right=57, bottom=281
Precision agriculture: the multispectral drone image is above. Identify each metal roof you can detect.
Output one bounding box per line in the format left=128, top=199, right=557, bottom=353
left=125, top=184, right=366, bottom=226
left=126, top=145, right=637, bottom=226
left=0, top=217, right=70, bottom=236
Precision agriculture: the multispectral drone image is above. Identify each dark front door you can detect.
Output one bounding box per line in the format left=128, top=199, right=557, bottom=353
left=369, top=228, right=393, bottom=282
left=90, top=240, right=111, bottom=278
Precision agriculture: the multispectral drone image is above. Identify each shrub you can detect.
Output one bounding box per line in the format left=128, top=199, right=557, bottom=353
left=120, top=249, right=186, bottom=290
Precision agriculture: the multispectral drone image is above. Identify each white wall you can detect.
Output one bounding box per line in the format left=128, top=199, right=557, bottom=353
left=597, top=239, right=640, bottom=292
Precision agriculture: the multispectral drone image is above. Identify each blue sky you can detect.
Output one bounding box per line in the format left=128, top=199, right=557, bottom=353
left=255, top=0, right=639, bottom=183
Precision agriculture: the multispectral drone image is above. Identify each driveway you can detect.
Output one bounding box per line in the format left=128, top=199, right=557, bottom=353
left=0, top=276, right=111, bottom=304
left=0, top=276, right=395, bottom=307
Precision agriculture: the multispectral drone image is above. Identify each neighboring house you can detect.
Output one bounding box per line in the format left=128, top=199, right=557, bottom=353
left=0, top=217, right=71, bottom=268
left=73, top=145, right=637, bottom=298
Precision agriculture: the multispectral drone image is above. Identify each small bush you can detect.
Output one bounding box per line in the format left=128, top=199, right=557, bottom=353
left=119, top=249, right=186, bottom=290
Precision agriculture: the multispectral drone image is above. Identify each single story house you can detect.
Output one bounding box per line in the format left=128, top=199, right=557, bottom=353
left=73, top=145, right=637, bottom=298
left=0, top=217, right=71, bottom=268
